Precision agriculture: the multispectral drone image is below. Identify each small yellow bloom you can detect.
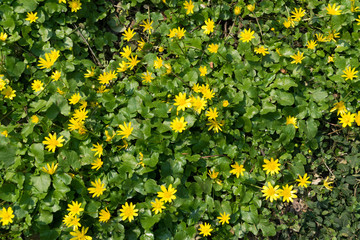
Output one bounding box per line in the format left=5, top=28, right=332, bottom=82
left=157, top=184, right=177, bottom=203
left=69, top=93, right=81, bottom=105
left=183, top=0, right=194, bottom=15
left=208, top=43, right=219, bottom=53
left=338, top=112, right=355, bottom=128
left=42, top=162, right=58, bottom=175
left=291, top=7, right=305, bottom=21
left=222, top=100, right=229, bottom=107
left=290, top=51, right=305, bottom=64
left=91, top=142, right=103, bottom=157
left=342, top=66, right=358, bottom=81
left=123, top=28, right=136, bottom=42
left=151, top=198, right=166, bottom=214
left=120, top=46, right=132, bottom=59
left=202, top=18, right=215, bottom=35
left=217, top=212, right=230, bottom=225
left=208, top=170, right=219, bottom=179
left=117, top=122, right=133, bottom=139
left=99, top=207, right=111, bottom=223
left=31, top=80, right=44, bottom=92
left=323, top=177, right=334, bottom=191
left=198, top=222, right=213, bottom=237
left=87, top=178, right=106, bottom=198
left=306, top=40, right=317, bottom=50
left=326, top=3, right=342, bottom=15
left=262, top=158, right=281, bottom=175
left=68, top=0, right=82, bottom=12
left=67, top=201, right=84, bottom=216
left=51, top=70, right=61, bottom=81
left=42, top=133, right=65, bottom=152
left=1, top=130, right=8, bottom=137
left=286, top=116, right=298, bottom=128
left=25, top=12, right=39, bottom=23
left=240, top=29, right=255, bottom=43
left=141, top=70, right=154, bottom=83
left=170, top=117, right=187, bottom=133
left=0, top=207, right=15, bottom=226
left=234, top=6, right=241, bottom=15
left=119, top=202, right=138, bottom=222
left=31, top=115, right=39, bottom=124
left=296, top=173, right=311, bottom=188
left=0, top=32, right=8, bottom=41
left=254, top=46, right=269, bottom=56
left=247, top=4, right=255, bottom=12
left=91, top=158, right=103, bottom=171
left=229, top=162, right=245, bottom=178
left=330, top=101, right=347, bottom=115
left=199, top=66, right=207, bottom=76
left=84, top=67, right=95, bottom=78
left=140, top=19, right=153, bottom=34
left=278, top=184, right=297, bottom=203
left=154, top=57, right=163, bottom=69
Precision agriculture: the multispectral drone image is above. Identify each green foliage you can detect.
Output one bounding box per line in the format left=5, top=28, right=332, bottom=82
left=1, top=0, right=360, bottom=239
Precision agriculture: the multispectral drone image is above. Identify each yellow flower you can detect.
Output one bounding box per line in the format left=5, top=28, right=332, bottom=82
left=306, top=40, right=317, bottom=50
left=87, top=178, right=106, bottom=198
left=240, top=29, right=255, bottom=43
left=68, top=0, right=82, bottom=12
left=57, top=88, right=64, bottom=95
left=70, top=227, right=92, bottom=240
left=323, top=177, right=334, bottom=191
left=151, top=198, right=166, bottom=214
left=355, top=111, right=360, bottom=126
left=207, top=119, right=224, bottom=133
left=262, top=158, right=281, bottom=175
left=154, top=57, right=163, bottom=69
left=296, top=173, right=311, bottom=188
left=165, top=63, right=172, bottom=74
left=279, top=184, right=297, bottom=203
left=2, top=86, right=16, bottom=100
left=217, top=212, right=230, bottom=225
left=157, top=184, right=177, bottom=203
left=0, top=32, right=8, bottom=41
left=42, top=162, right=58, bottom=175
left=286, top=116, right=298, bottom=128
left=99, top=208, right=111, bottom=223
left=328, top=55, right=334, bottom=63
left=140, top=19, right=153, bottom=34
left=222, top=100, right=229, bottom=107
left=208, top=170, right=219, bottom=179
left=168, top=28, right=178, bottom=38
left=69, top=93, right=81, bottom=105
left=0, top=207, right=15, bottom=226
left=342, top=66, right=358, bottom=80
left=191, top=96, right=207, bottom=114
left=326, top=30, right=340, bottom=42
left=230, top=162, right=245, bottom=178
left=234, top=6, right=241, bottom=15
left=141, top=70, right=154, bottom=83
left=31, top=80, right=44, bottom=92
left=117, top=61, right=128, bottom=72
left=339, top=112, right=355, bottom=128
left=175, top=27, right=186, bottom=39
left=330, top=101, right=347, bottom=115
left=91, top=158, right=103, bottom=171
left=205, top=108, right=218, bottom=120
left=326, top=3, right=342, bottom=15
left=91, top=143, right=103, bottom=157
left=127, top=54, right=140, bottom=70
left=63, top=214, right=81, bottom=230
left=120, top=46, right=132, bottom=59
left=1, top=130, right=8, bottom=137
left=0, top=78, right=6, bottom=91
left=105, top=130, right=115, bottom=142
left=291, top=7, right=305, bottom=21
left=123, top=28, right=136, bottom=42
left=158, top=46, right=164, bottom=52
left=98, top=71, right=117, bottom=85
left=68, top=118, right=85, bottom=132
left=283, top=17, right=295, bottom=28
left=170, top=117, right=188, bottom=133
left=73, top=108, right=88, bottom=121
left=59, top=0, right=66, bottom=3
left=202, top=18, right=215, bottom=35
left=254, top=46, right=269, bottom=56
left=67, top=201, right=84, bottom=216
left=290, top=51, right=305, bottom=64
left=137, top=152, right=145, bottom=167
left=174, top=92, right=192, bottom=112
left=117, top=122, right=133, bottom=139
left=356, top=16, right=360, bottom=25
left=42, top=133, right=65, bottom=152
left=137, top=38, right=146, bottom=51
left=84, top=67, right=95, bottom=78
left=198, top=222, right=213, bottom=237
left=247, top=4, right=255, bottom=12
left=119, top=202, right=138, bottom=222
left=261, top=182, right=280, bottom=202
left=51, top=70, right=61, bottom=81
left=208, top=43, right=219, bottom=53
left=31, top=115, right=39, bottom=124
left=38, top=50, right=60, bottom=69
left=183, top=0, right=194, bottom=15
left=199, top=66, right=207, bottom=76
left=315, top=33, right=328, bottom=42
left=26, top=12, right=38, bottom=23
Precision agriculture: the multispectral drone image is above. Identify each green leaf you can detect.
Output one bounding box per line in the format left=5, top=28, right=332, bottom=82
left=275, top=90, right=294, bottom=106
left=29, top=143, right=44, bottom=164
left=0, top=143, right=16, bottom=168
left=31, top=174, right=51, bottom=193
left=258, top=219, right=276, bottom=236
left=144, top=179, right=158, bottom=194
left=140, top=210, right=161, bottom=230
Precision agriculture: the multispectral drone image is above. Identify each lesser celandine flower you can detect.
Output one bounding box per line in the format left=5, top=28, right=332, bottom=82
left=31, top=80, right=44, bottom=92
left=240, top=29, right=255, bottom=43
left=278, top=184, right=297, bottom=203
left=202, top=19, right=215, bottom=35
left=207, top=119, right=224, bottom=133
left=68, top=0, right=82, bottom=12
left=170, top=117, right=187, bottom=133
left=323, top=177, right=334, bottom=191
left=119, top=202, right=138, bottom=222
left=174, top=92, right=192, bottom=112
left=67, top=201, right=84, bottom=216
left=261, top=182, right=280, bottom=202
left=247, top=4, right=255, bottom=12
left=230, top=162, right=245, bottom=178
left=290, top=51, right=305, bottom=64
left=157, top=184, right=177, bottom=203
left=91, top=143, right=103, bottom=157
left=183, top=0, right=194, bottom=15
left=141, top=70, right=154, bottom=83
left=120, top=46, right=132, bottom=59
left=208, top=170, right=219, bottom=179
left=69, top=93, right=81, bottom=105
left=286, top=116, right=298, bottom=128
left=140, top=19, right=153, bottom=34
left=153, top=57, right=163, bottom=69
left=198, top=223, right=213, bottom=237
left=91, top=158, right=103, bottom=171
left=217, top=212, right=230, bottom=225
left=42, top=133, right=65, bottom=152
left=25, top=12, right=38, bottom=23
left=291, top=8, right=305, bottom=21
left=0, top=207, right=15, bottom=226
left=262, top=158, right=281, bottom=175
left=306, top=40, right=317, bottom=50
left=123, top=28, right=136, bottom=41
left=117, top=122, right=133, bottom=139
left=326, top=3, right=342, bottom=15
left=99, top=208, right=111, bottom=223
left=87, top=178, right=106, bottom=197
left=70, top=227, right=91, bottom=240
left=151, top=199, right=166, bottom=214
left=296, top=173, right=311, bottom=188
left=42, top=162, right=58, bottom=175
left=0, top=32, right=8, bottom=41
left=342, top=66, right=358, bottom=80
left=234, top=6, right=241, bottom=15
left=254, top=46, right=269, bottom=56
left=199, top=66, right=207, bottom=76
left=330, top=101, right=347, bottom=115
left=191, top=96, right=207, bottom=114
left=338, top=112, right=355, bottom=128
left=205, top=108, right=218, bottom=120
left=208, top=43, right=219, bottom=53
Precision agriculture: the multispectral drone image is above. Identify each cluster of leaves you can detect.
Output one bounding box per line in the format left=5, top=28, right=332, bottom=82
left=1, top=0, right=360, bottom=239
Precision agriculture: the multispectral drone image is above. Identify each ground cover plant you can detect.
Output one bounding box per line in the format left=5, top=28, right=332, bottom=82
left=1, top=0, right=360, bottom=239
